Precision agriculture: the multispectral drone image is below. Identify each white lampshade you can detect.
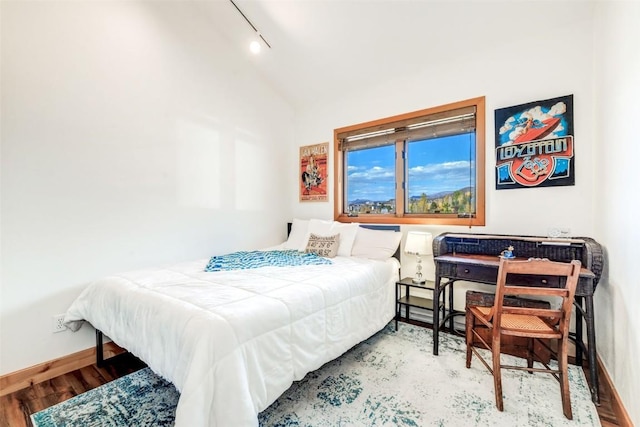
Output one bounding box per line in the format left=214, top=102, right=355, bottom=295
left=404, top=231, right=433, bottom=256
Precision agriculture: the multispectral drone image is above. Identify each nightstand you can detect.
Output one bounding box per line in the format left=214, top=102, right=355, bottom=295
left=395, top=277, right=441, bottom=330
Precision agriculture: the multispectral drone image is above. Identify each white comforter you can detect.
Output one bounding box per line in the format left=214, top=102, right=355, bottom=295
left=65, top=254, right=399, bottom=426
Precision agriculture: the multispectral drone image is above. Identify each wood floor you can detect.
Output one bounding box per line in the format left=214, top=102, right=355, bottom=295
left=0, top=352, right=623, bottom=427
left=0, top=353, right=146, bottom=427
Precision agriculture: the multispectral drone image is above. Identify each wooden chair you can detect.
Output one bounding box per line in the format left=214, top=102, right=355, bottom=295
left=465, top=257, right=581, bottom=419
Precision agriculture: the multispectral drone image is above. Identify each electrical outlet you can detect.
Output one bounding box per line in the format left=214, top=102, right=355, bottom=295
left=559, top=227, right=571, bottom=237
left=547, top=227, right=561, bottom=238
left=52, top=314, right=66, bottom=333
left=548, top=227, right=571, bottom=238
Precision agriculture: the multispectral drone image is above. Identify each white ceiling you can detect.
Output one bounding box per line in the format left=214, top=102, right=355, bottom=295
left=197, top=0, right=593, bottom=110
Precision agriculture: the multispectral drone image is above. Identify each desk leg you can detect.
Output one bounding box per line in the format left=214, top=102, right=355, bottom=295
left=448, top=281, right=455, bottom=331
left=433, top=276, right=442, bottom=356
left=585, top=295, right=600, bottom=404
left=432, top=274, right=447, bottom=356
left=574, top=296, right=584, bottom=367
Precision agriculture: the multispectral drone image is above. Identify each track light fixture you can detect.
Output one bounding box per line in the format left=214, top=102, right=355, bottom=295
left=229, top=0, right=272, bottom=53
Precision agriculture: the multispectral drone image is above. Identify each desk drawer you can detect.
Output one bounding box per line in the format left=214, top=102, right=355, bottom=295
left=441, top=262, right=562, bottom=288
left=455, top=264, right=496, bottom=282
left=506, top=274, right=561, bottom=288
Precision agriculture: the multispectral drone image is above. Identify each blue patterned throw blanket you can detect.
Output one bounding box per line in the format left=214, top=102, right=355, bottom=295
left=204, top=250, right=332, bottom=272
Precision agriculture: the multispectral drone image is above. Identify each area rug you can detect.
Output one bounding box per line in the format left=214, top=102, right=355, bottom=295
left=31, top=323, right=601, bottom=427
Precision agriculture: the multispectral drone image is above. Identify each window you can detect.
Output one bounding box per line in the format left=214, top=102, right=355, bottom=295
left=334, top=97, right=485, bottom=226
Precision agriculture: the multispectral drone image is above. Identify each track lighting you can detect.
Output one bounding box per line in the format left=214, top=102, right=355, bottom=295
left=229, top=0, right=272, bottom=54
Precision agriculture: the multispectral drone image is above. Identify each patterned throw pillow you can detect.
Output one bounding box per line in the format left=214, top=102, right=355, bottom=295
left=304, top=233, right=340, bottom=258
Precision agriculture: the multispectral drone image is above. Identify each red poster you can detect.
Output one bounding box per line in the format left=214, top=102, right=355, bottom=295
left=300, top=142, right=328, bottom=202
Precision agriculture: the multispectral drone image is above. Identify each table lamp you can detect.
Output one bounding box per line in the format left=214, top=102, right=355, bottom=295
left=404, top=231, right=433, bottom=283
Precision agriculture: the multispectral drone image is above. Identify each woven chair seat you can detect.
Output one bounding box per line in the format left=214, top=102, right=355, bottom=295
left=502, top=313, right=553, bottom=332
left=474, top=306, right=554, bottom=333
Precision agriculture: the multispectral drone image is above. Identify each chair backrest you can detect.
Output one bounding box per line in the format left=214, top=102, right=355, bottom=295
left=491, top=258, right=582, bottom=334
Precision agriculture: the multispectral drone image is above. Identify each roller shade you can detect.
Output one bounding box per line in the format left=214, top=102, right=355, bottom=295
left=338, top=105, right=476, bottom=151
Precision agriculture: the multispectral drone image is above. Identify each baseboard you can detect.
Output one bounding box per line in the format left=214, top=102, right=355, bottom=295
left=597, top=355, right=634, bottom=427
left=0, top=342, right=124, bottom=397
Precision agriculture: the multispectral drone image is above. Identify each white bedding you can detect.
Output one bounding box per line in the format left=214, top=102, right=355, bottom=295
left=65, top=254, right=399, bottom=427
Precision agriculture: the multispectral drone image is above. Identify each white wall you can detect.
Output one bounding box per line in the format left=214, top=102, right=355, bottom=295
left=294, top=7, right=597, bottom=237
left=293, top=5, right=597, bottom=277
left=593, top=2, right=640, bottom=424
left=293, top=3, right=638, bottom=424
left=0, top=1, right=294, bottom=375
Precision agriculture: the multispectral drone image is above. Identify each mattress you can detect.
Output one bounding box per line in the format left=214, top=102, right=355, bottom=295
left=64, top=253, right=399, bottom=426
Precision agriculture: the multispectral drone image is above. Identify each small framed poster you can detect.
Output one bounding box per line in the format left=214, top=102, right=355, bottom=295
left=495, top=94, right=575, bottom=190
left=299, top=142, right=328, bottom=202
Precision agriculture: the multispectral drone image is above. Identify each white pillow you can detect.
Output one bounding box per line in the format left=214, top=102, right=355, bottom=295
left=298, top=219, right=359, bottom=257
left=298, top=219, right=334, bottom=251
left=329, top=221, right=359, bottom=257
left=351, top=227, right=402, bottom=260
left=284, top=218, right=310, bottom=250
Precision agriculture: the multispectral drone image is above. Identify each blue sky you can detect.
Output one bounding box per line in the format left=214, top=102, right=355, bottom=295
left=346, top=134, right=475, bottom=202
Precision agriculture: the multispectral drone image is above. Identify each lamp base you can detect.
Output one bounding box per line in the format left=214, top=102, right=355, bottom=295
left=412, top=255, right=424, bottom=284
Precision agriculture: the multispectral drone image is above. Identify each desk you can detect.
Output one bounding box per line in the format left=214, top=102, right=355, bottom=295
left=433, top=253, right=599, bottom=403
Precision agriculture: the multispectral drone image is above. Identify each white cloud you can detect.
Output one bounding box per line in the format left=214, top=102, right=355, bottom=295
left=502, top=101, right=568, bottom=143
left=500, top=116, right=516, bottom=135
left=408, top=160, right=470, bottom=177
left=406, top=161, right=473, bottom=193
left=348, top=165, right=395, bottom=182
left=548, top=102, right=567, bottom=116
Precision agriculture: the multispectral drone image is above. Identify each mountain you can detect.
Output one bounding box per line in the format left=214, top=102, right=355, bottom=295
left=409, top=187, right=473, bottom=201
left=349, top=187, right=473, bottom=205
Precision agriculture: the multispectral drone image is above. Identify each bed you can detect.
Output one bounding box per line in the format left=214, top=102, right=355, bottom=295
left=64, top=219, right=402, bottom=427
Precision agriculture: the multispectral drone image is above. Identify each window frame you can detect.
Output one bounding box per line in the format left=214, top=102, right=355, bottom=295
left=333, top=96, right=485, bottom=226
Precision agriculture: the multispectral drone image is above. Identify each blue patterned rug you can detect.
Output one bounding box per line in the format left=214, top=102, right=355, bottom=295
left=31, top=323, right=601, bottom=426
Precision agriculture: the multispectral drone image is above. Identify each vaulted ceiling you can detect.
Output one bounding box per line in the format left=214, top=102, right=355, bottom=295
left=197, top=1, right=593, bottom=110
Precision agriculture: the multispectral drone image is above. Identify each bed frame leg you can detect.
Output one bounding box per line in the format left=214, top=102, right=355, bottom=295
left=96, top=329, right=104, bottom=367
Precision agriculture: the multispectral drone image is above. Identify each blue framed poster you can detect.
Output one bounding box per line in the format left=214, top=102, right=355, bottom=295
left=495, top=94, right=574, bottom=189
